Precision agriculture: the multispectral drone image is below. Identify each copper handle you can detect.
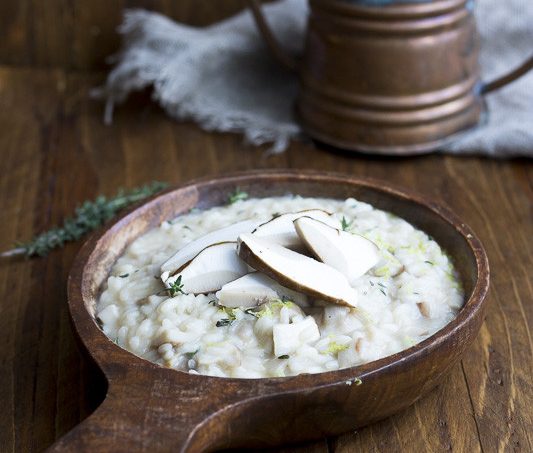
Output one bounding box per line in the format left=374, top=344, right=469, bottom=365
left=481, top=54, right=533, bottom=94
left=247, top=0, right=298, bottom=72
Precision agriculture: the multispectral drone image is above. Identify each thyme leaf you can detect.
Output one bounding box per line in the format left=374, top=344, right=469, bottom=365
left=216, top=318, right=234, bottom=327
left=216, top=307, right=237, bottom=327
left=184, top=349, right=199, bottom=360
left=167, top=275, right=185, bottom=297
left=341, top=216, right=354, bottom=232
left=2, top=181, right=168, bottom=258
left=227, top=188, right=248, bottom=204
left=244, top=307, right=260, bottom=318
left=278, top=355, right=290, bottom=359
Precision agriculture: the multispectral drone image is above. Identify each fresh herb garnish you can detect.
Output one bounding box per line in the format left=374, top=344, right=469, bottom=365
left=278, top=355, right=290, bottom=359
left=216, top=318, right=234, bottom=327
left=1, top=181, right=168, bottom=258
left=353, top=378, right=363, bottom=386
left=184, top=349, right=199, bottom=360
left=167, top=275, right=185, bottom=297
left=227, top=188, right=248, bottom=204
left=216, top=307, right=237, bottom=327
left=369, top=281, right=375, bottom=287
left=341, top=216, right=353, bottom=232
left=119, top=273, right=129, bottom=278
left=379, top=288, right=387, bottom=296
left=208, top=299, right=219, bottom=306
left=244, top=307, right=260, bottom=318
left=424, top=260, right=434, bottom=265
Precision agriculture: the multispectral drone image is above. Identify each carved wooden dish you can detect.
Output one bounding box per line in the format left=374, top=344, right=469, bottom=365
left=52, top=170, right=489, bottom=452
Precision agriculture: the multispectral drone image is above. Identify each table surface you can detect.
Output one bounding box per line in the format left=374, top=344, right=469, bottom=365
left=0, top=66, right=531, bottom=453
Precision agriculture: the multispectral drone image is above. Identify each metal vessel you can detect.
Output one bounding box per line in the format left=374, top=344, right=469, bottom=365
left=249, top=0, right=533, bottom=154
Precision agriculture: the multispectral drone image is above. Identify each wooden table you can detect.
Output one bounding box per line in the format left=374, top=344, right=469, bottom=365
left=0, top=66, right=531, bottom=452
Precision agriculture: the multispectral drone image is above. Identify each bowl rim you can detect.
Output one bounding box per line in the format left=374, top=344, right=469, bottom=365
left=68, top=169, right=490, bottom=390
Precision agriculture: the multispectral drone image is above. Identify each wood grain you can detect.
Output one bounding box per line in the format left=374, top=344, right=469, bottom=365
left=0, top=67, right=531, bottom=452
left=0, top=0, right=269, bottom=71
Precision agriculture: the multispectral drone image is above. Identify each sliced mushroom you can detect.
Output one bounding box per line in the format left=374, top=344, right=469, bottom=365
left=161, top=219, right=260, bottom=279
left=216, top=273, right=277, bottom=308
left=168, top=242, right=249, bottom=294
left=216, top=272, right=307, bottom=308
left=237, top=234, right=358, bottom=308
left=251, top=209, right=332, bottom=249
left=294, top=216, right=380, bottom=283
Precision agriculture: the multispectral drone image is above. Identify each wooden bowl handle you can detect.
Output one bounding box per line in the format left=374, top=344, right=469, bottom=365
left=47, top=379, right=237, bottom=452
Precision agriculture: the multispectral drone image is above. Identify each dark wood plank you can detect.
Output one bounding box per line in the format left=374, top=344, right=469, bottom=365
left=441, top=159, right=533, bottom=452
left=0, top=67, right=531, bottom=452
left=0, top=0, right=269, bottom=70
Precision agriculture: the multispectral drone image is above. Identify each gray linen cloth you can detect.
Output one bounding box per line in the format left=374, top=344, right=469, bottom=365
left=97, top=0, right=533, bottom=157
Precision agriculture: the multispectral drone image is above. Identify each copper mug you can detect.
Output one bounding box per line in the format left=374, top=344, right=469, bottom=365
left=249, top=0, right=533, bottom=155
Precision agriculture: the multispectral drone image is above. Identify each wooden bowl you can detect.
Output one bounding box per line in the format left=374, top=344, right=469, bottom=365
left=52, top=170, right=489, bottom=452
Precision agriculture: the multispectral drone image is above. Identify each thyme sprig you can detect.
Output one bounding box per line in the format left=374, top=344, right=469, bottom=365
left=167, top=276, right=185, bottom=297
left=1, top=181, right=168, bottom=258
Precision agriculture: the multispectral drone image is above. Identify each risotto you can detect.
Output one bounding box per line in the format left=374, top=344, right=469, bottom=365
left=96, top=195, right=464, bottom=378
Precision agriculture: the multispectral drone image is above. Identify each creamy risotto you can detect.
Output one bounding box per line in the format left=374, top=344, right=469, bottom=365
left=97, top=196, right=464, bottom=378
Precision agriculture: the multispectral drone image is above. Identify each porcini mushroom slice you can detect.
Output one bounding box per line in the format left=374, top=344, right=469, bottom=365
left=161, top=219, right=260, bottom=279
left=237, top=234, right=358, bottom=308
left=216, top=273, right=276, bottom=308
left=167, top=242, right=248, bottom=294
left=294, top=217, right=380, bottom=283
left=216, top=273, right=308, bottom=308
left=251, top=209, right=332, bottom=249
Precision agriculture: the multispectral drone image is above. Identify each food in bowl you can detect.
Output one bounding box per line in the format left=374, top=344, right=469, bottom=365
left=96, top=194, right=464, bottom=378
